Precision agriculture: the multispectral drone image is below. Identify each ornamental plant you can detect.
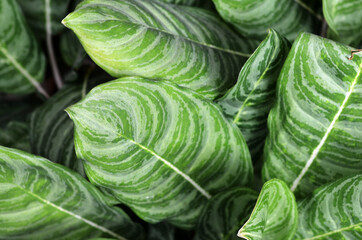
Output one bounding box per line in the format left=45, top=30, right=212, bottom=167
left=0, top=0, right=361, bottom=239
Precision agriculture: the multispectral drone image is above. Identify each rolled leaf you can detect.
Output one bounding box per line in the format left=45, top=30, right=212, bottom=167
left=263, top=33, right=362, bottom=197
left=323, top=0, right=362, bottom=47
left=195, top=188, right=258, bottom=240
left=295, top=174, right=362, bottom=239
left=0, top=0, right=46, bottom=95
left=217, top=29, right=290, bottom=158
left=0, top=146, right=143, bottom=240
left=67, top=77, right=253, bottom=229
left=211, top=0, right=314, bottom=41
left=62, top=0, right=257, bottom=99
left=0, top=121, right=30, bottom=152
left=237, top=179, right=298, bottom=240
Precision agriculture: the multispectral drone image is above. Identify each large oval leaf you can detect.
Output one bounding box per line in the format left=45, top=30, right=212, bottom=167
left=323, top=0, right=362, bottom=47
left=262, top=33, right=362, bottom=197
left=62, top=0, right=257, bottom=99
left=295, top=174, right=362, bottom=239
left=195, top=188, right=258, bottom=240
left=237, top=179, right=298, bottom=240
left=217, top=29, right=290, bottom=158
left=211, top=0, right=314, bottom=41
left=0, top=0, right=46, bottom=96
left=0, top=146, right=143, bottom=240
left=67, top=77, right=253, bottom=229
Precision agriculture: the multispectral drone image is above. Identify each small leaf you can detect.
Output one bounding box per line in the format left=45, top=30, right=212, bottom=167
left=195, top=188, right=258, bottom=240
left=237, top=179, right=298, bottom=240
left=62, top=0, right=257, bottom=99
left=67, top=77, right=253, bottom=229
left=262, top=33, right=362, bottom=197
left=0, top=121, right=30, bottom=152
left=217, top=29, right=290, bottom=158
left=0, top=146, right=144, bottom=240
left=0, top=0, right=46, bottom=96
left=295, top=174, right=362, bottom=239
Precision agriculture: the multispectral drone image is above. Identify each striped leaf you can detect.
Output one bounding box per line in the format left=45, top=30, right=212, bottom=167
left=323, top=0, right=362, bottom=47
left=16, top=0, right=71, bottom=36
left=295, top=174, right=362, bottom=239
left=237, top=179, right=298, bottom=240
left=211, top=0, right=314, bottom=41
left=147, top=222, right=175, bottom=240
left=0, top=0, right=46, bottom=96
left=156, top=0, right=201, bottom=6
left=67, top=77, right=253, bottom=229
left=62, top=0, right=258, bottom=99
left=262, top=33, right=362, bottom=197
left=195, top=188, right=258, bottom=240
left=0, top=121, right=30, bottom=153
left=217, top=29, right=290, bottom=158
left=0, top=146, right=144, bottom=240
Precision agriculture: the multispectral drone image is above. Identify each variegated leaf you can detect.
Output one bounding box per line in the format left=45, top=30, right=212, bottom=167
left=0, top=121, right=30, bottom=153
left=156, top=0, right=201, bottom=6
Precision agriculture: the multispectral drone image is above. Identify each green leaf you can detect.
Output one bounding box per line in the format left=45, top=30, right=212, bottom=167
left=60, top=30, right=86, bottom=69
left=62, top=0, right=257, bottom=99
left=0, top=121, right=30, bottom=152
left=0, top=0, right=46, bottom=96
left=66, top=77, right=253, bottom=229
left=295, top=174, right=362, bottom=239
left=147, top=222, right=175, bottom=240
left=262, top=33, right=362, bottom=197
left=211, top=0, right=314, bottom=41
left=217, top=29, right=290, bottom=158
left=0, top=146, right=144, bottom=240
left=323, top=0, right=362, bottom=47
left=237, top=179, right=298, bottom=240
left=16, top=0, right=71, bottom=36
left=195, top=188, right=258, bottom=240
left=156, top=0, right=201, bottom=6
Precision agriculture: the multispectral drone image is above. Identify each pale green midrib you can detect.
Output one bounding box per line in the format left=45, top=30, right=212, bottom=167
left=303, top=222, right=362, bottom=240
left=12, top=183, right=127, bottom=240
left=62, top=17, right=251, bottom=58
left=0, top=46, right=49, bottom=98
left=291, top=62, right=362, bottom=192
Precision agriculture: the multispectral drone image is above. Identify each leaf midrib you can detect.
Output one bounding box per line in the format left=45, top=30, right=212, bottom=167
left=303, top=222, right=362, bottom=240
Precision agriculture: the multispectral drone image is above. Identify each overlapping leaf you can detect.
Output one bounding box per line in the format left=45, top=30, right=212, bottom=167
left=67, top=77, right=253, bottom=229
left=0, top=0, right=46, bottom=96
left=62, top=0, right=258, bottom=99
left=156, top=0, right=201, bottom=6
left=323, top=0, right=362, bottom=47
left=237, top=180, right=298, bottom=240
left=217, top=29, right=290, bottom=158
left=0, top=146, right=144, bottom=240
left=0, top=121, right=30, bottom=152
left=60, top=31, right=86, bottom=69
left=147, top=222, right=175, bottom=240
left=211, top=0, right=314, bottom=41
left=195, top=188, right=257, bottom=240
left=262, top=33, right=362, bottom=197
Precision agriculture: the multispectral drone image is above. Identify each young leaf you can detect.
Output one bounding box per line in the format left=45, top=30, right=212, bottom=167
left=0, top=121, right=30, bottom=152
left=295, top=174, right=362, bottom=239
left=62, top=0, right=258, bottom=99
left=217, top=29, right=290, bottom=158
left=0, top=0, right=46, bottom=96
left=211, top=0, right=314, bottom=41
left=0, top=146, right=144, bottom=240
left=195, top=188, right=258, bottom=240
left=237, top=179, right=298, bottom=240
left=263, top=33, right=362, bottom=197
left=66, top=77, right=253, bottom=229
left=323, top=0, right=362, bottom=47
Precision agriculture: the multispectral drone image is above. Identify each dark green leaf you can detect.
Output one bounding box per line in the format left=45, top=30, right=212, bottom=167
left=0, top=121, right=30, bottom=152
left=60, top=30, right=86, bottom=69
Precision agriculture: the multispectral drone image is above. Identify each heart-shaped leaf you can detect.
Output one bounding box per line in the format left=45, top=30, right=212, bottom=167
left=0, top=146, right=144, bottom=240
left=67, top=77, right=253, bottom=229
left=62, top=0, right=257, bottom=99
left=217, top=29, right=290, bottom=158
left=263, top=33, right=362, bottom=197
left=0, top=0, right=46, bottom=96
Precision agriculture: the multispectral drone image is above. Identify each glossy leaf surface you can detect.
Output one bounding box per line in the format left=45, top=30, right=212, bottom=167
left=0, top=146, right=143, bottom=240
left=0, top=0, right=46, bottom=95
left=211, top=0, right=314, bottom=41
left=195, top=188, right=257, bottom=240
left=217, top=29, right=290, bottom=158
left=0, top=121, right=30, bottom=152
left=237, top=180, right=298, bottom=240
left=62, top=0, right=257, bottom=99
left=295, top=174, right=362, bottom=239
left=323, top=0, right=362, bottom=47
left=263, top=33, right=362, bottom=197
left=67, top=77, right=253, bottom=229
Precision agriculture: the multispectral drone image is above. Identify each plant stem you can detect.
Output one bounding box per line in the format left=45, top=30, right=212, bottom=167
left=294, top=0, right=323, bottom=21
